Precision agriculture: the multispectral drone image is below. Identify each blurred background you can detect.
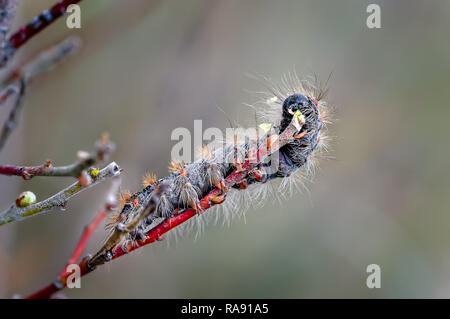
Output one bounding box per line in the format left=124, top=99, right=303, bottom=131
left=0, top=0, right=449, bottom=298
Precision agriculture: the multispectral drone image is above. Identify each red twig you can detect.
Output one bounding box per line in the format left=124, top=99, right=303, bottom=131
left=26, top=259, right=93, bottom=299
left=7, top=0, right=83, bottom=50
left=0, top=158, right=94, bottom=179
left=58, top=209, right=106, bottom=278
left=0, top=162, right=52, bottom=178
left=113, top=210, right=195, bottom=259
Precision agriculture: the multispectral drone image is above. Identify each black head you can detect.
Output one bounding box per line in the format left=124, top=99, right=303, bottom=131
left=280, top=93, right=319, bottom=131
left=275, top=93, right=323, bottom=175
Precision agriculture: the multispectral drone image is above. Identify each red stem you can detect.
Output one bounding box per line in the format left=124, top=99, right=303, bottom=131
left=27, top=209, right=106, bottom=299
left=6, top=0, right=83, bottom=50
left=26, top=259, right=93, bottom=299
left=0, top=163, right=45, bottom=178
left=58, top=209, right=106, bottom=277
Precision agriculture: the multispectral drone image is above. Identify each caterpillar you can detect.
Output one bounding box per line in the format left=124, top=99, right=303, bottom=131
left=89, top=73, right=332, bottom=266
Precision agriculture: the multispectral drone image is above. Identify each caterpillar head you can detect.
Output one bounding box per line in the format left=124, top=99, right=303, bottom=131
left=281, top=93, right=321, bottom=135
left=277, top=93, right=323, bottom=176
left=282, top=93, right=311, bottom=116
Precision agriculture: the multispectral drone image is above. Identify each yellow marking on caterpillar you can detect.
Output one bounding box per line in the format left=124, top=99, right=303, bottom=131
left=258, top=123, right=272, bottom=133
left=293, top=110, right=305, bottom=130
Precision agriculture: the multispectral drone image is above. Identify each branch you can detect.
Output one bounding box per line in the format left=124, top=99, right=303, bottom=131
left=0, top=0, right=18, bottom=44
left=0, top=0, right=84, bottom=67
left=0, top=162, right=121, bottom=226
left=0, top=36, right=81, bottom=152
left=0, top=133, right=115, bottom=179
left=0, top=78, right=25, bottom=152
left=25, top=112, right=305, bottom=298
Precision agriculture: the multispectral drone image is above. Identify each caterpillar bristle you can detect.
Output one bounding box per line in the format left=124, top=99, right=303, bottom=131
left=156, top=194, right=174, bottom=218
left=179, top=182, right=201, bottom=212
left=198, top=144, right=212, bottom=160
left=118, top=190, right=132, bottom=208
left=105, top=211, right=124, bottom=232
left=315, top=133, right=329, bottom=153
left=100, top=132, right=110, bottom=145
left=142, top=172, right=157, bottom=188
left=278, top=172, right=307, bottom=200
left=304, top=154, right=318, bottom=178
left=206, top=162, right=225, bottom=189
left=168, top=160, right=185, bottom=172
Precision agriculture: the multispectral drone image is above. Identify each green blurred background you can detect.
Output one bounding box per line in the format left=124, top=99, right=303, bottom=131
left=1, top=0, right=450, bottom=298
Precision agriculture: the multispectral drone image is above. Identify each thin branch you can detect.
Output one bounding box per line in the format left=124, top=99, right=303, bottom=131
left=63, top=210, right=106, bottom=272
left=0, top=162, right=121, bottom=226
left=0, top=36, right=81, bottom=152
left=20, top=36, right=82, bottom=83
left=0, top=36, right=82, bottom=89
left=0, top=82, right=20, bottom=104
left=25, top=112, right=305, bottom=298
left=0, top=78, right=25, bottom=151
left=0, top=0, right=84, bottom=67
left=0, top=159, right=94, bottom=179
left=0, top=133, right=115, bottom=179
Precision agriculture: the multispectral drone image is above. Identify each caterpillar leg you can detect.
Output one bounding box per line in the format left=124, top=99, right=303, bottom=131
left=232, top=179, right=248, bottom=190
left=236, top=179, right=248, bottom=189
left=250, top=168, right=268, bottom=183
left=210, top=193, right=227, bottom=205
left=207, top=162, right=228, bottom=194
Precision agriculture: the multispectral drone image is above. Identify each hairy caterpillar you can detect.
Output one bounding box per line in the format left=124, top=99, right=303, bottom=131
left=90, top=73, right=331, bottom=265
